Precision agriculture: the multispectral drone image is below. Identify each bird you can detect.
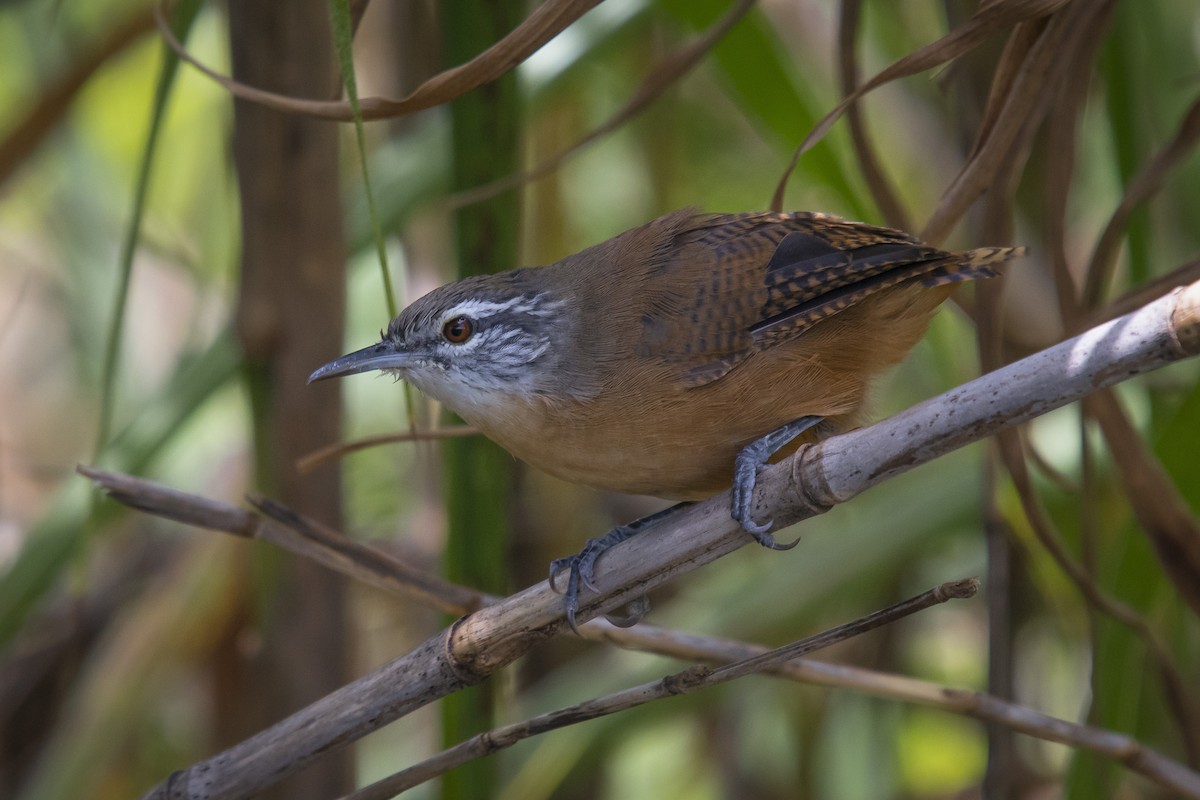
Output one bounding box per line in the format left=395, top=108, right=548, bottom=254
left=309, top=209, right=1023, bottom=630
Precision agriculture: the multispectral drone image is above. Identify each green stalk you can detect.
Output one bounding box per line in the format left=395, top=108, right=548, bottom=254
left=440, top=1, right=524, bottom=797
left=327, top=0, right=398, bottom=319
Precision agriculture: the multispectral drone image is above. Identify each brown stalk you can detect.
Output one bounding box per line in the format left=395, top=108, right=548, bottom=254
left=922, top=1, right=1115, bottom=245
left=1083, top=94, right=1200, bottom=310
left=772, top=0, right=1069, bottom=211
left=1039, top=8, right=1099, bottom=327
left=1084, top=390, right=1200, bottom=619
left=835, top=0, right=911, bottom=231
left=1087, top=258, right=1200, bottom=328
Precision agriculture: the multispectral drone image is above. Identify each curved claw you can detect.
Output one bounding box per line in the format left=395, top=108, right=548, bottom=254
left=550, top=552, right=598, bottom=634
left=548, top=557, right=570, bottom=593
left=732, top=472, right=774, bottom=536
left=563, top=565, right=583, bottom=635
left=758, top=531, right=801, bottom=551
left=731, top=415, right=825, bottom=545
left=547, top=504, right=689, bottom=635
left=577, top=551, right=601, bottom=593
left=548, top=538, right=613, bottom=635
left=738, top=512, right=773, bottom=535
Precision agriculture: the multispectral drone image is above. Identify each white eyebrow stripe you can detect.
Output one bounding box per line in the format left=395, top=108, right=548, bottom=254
left=439, top=295, right=564, bottom=324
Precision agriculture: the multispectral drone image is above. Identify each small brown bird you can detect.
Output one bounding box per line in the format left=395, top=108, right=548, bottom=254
left=311, top=209, right=1022, bottom=628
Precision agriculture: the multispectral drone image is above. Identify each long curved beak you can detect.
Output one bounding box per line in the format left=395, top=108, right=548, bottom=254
left=308, top=341, right=418, bottom=383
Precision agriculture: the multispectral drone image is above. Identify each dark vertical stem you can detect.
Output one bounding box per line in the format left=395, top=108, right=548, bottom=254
left=440, top=2, right=523, bottom=798
left=980, top=169, right=1020, bottom=800
left=982, top=455, right=1017, bottom=799
left=227, top=2, right=350, bottom=798
left=941, top=0, right=1021, bottom=794
left=837, top=0, right=911, bottom=232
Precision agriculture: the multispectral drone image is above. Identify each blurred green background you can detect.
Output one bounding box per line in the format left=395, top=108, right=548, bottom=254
left=0, top=1, right=1198, bottom=798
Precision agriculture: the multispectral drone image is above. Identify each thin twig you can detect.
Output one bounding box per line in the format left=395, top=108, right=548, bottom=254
left=296, top=425, right=479, bottom=474
left=607, top=623, right=1200, bottom=798
left=342, top=580, right=978, bottom=800
left=74, top=466, right=1200, bottom=800
left=76, top=465, right=485, bottom=616
left=1086, top=257, right=1200, bottom=329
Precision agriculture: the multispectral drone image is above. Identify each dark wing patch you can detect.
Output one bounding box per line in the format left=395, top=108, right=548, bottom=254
left=751, top=249, right=1012, bottom=349
left=761, top=234, right=943, bottom=320
left=752, top=257, right=949, bottom=347
left=764, top=230, right=842, bottom=270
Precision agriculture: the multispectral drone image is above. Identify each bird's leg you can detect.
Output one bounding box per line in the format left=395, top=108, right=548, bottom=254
left=550, top=502, right=690, bottom=634
left=732, top=415, right=825, bottom=548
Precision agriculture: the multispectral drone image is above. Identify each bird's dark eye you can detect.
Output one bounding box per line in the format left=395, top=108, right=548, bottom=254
left=441, top=315, right=474, bottom=344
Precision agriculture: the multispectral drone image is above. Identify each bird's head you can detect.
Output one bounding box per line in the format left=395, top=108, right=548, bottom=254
left=309, top=271, right=573, bottom=416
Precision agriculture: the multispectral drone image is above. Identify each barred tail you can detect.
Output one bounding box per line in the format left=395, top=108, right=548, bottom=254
left=919, top=245, right=1028, bottom=288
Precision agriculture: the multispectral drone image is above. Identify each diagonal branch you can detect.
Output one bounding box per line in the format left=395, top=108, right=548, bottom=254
left=343, top=579, right=979, bottom=800
left=76, top=464, right=485, bottom=615
left=84, top=459, right=1200, bottom=799
left=95, top=278, right=1200, bottom=800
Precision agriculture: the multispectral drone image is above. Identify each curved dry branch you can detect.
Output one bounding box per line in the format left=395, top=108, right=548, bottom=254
left=295, top=425, right=479, bottom=475
left=156, top=0, right=601, bottom=121
left=87, top=278, right=1200, bottom=800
